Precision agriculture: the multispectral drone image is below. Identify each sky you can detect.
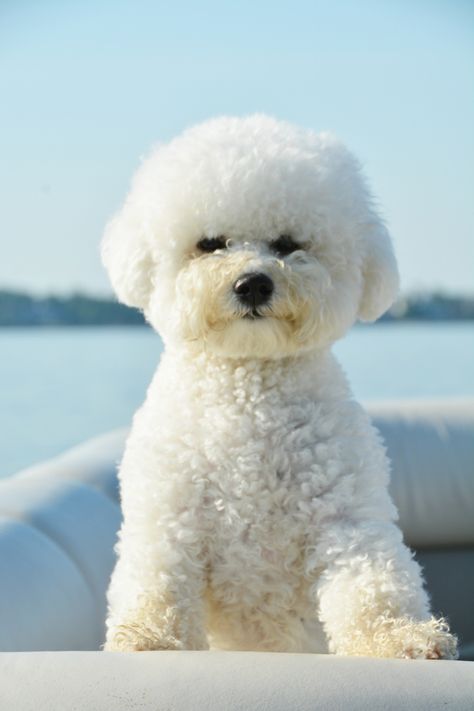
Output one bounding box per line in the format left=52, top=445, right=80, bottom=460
left=1, top=0, right=473, bottom=296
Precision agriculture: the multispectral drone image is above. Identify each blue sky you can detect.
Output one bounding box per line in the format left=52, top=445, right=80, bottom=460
left=1, top=0, right=473, bottom=295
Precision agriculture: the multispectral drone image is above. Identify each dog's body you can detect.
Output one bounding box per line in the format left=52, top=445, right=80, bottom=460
left=103, top=116, right=457, bottom=658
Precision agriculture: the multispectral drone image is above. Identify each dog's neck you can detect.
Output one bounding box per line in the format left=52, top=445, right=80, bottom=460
left=170, top=343, right=326, bottom=372
left=158, top=344, right=351, bottom=404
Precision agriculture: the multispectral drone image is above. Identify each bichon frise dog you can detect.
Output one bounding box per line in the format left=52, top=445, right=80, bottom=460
left=102, top=115, right=457, bottom=659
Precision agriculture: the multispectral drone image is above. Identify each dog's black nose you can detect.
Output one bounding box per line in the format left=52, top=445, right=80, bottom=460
left=233, top=272, right=274, bottom=307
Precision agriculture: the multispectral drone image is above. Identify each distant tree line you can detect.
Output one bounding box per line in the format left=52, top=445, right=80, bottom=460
left=0, top=289, right=473, bottom=327
left=382, top=292, right=474, bottom=322
left=0, top=290, right=145, bottom=326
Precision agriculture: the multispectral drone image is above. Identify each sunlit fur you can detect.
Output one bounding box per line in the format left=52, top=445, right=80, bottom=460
left=102, top=115, right=457, bottom=659
left=102, top=114, right=398, bottom=355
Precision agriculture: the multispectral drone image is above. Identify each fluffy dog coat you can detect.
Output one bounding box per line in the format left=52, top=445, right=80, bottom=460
left=102, top=116, right=457, bottom=658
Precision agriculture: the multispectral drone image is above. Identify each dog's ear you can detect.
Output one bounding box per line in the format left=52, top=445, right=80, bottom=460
left=358, top=221, right=399, bottom=322
left=101, top=206, right=155, bottom=310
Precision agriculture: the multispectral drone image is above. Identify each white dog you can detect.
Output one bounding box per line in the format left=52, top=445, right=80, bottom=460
left=102, top=115, right=457, bottom=659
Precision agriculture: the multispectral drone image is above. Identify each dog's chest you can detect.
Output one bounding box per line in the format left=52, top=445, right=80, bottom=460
left=197, top=381, right=348, bottom=539
left=192, top=390, right=350, bottom=606
left=153, top=353, right=357, bottom=553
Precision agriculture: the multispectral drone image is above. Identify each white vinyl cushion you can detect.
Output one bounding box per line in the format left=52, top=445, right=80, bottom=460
left=0, top=651, right=473, bottom=711
left=371, top=399, right=474, bottom=547
left=0, top=475, right=120, bottom=651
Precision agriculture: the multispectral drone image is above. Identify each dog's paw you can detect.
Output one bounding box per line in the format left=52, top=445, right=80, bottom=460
left=104, top=623, right=184, bottom=652
left=367, top=616, right=458, bottom=660
left=399, top=618, right=458, bottom=660
left=340, top=615, right=459, bottom=659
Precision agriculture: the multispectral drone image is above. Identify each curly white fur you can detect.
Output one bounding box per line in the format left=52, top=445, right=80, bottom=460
left=102, top=115, right=457, bottom=659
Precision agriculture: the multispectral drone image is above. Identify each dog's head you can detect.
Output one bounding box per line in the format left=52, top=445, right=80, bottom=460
left=102, top=115, right=399, bottom=358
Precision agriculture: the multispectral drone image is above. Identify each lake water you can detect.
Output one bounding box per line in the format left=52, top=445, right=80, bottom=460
left=1, top=323, right=473, bottom=478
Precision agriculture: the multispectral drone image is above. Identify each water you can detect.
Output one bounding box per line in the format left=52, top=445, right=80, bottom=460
left=1, top=323, right=473, bottom=478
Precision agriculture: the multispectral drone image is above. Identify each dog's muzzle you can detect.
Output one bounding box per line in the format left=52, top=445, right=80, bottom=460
left=233, top=272, right=274, bottom=314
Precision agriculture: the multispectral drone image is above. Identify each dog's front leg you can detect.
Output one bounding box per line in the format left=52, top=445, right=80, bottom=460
left=312, top=520, right=457, bottom=659
left=104, top=432, right=209, bottom=652
left=105, top=540, right=209, bottom=652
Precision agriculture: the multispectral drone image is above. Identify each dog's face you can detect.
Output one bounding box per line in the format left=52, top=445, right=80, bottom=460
left=102, top=116, right=399, bottom=358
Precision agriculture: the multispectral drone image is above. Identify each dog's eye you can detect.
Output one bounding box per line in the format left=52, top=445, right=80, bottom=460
left=197, top=236, right=226, bottom=252
left=269, top=235, right=301, bottom=257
